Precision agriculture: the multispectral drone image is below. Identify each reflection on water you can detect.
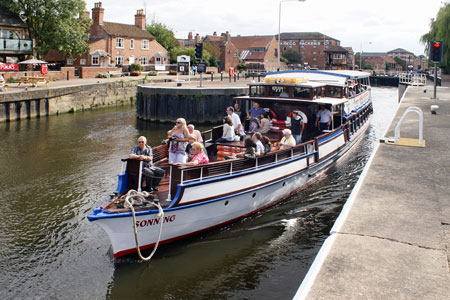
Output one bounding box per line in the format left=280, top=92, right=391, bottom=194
left=0, top=88, right=398, bottom=300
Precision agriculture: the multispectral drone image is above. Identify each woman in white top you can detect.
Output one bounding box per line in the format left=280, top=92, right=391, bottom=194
left=216, top=116, right=235, bottom=143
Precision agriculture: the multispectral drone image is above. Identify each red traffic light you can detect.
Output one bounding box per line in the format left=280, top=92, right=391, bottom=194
left=433, top=42, right=440, bottom=48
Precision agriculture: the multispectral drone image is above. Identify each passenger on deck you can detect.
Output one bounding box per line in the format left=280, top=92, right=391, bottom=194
left=256, top=113, right=270, bottom=134
left=182, top=142, right=209, bottom=165
left=252, top=132, right=265, bottom=155
left=161, top=130, right=172, bottom=145
left=185, top=134, right=197, bottom=161
left=291, top=110, right=305, bottom=144
left=227, top=106, right=245, bottom=137
left=234, top=102, right=246, bottom=125
left=169, top=118, right=190, bottom=164
left=248, top=102, right=265, bottom=132
left=129, top=136, right=165, bottom=192
left=216, top=116, right=235, bottom=143
left=316, top=105, right=332, bottom=132
left=279, top=129, right=296, bottom=150
left=234, top=137, right=256, bottom=160
left=187, top=124, right=203, bottom=143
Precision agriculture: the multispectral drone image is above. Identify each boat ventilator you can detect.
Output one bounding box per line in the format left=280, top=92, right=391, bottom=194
left=380, top=106, right=426, bottom=147
left=124, top=189, right=164, bottom=261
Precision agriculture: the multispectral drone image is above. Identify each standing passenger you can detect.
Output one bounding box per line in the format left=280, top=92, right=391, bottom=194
left=169, top=118, right=190, bottom=163
left=316, top=105, right=332, bottom=132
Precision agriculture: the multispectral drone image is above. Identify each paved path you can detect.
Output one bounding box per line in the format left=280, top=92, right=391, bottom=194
left=1, top=73, right=253, bottom=94
left=294, top=84, right=450, bottom=299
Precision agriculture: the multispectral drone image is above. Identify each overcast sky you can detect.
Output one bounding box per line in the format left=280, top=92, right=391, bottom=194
left=85, top=0, right=446, bottom=56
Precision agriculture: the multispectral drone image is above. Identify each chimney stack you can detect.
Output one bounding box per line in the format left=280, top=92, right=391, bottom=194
left=195, top=33, right=201, bottom=42
left=91, top=2, right=104, bottom=25
left=213, top=32, right=217, bottom=36
left=135, top=9, right=146, bottom=30
left=188, top=32, right=193, bottom=41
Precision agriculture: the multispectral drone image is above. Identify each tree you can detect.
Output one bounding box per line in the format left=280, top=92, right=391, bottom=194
left=208, top=56, right=218, bottom=68
left=421, top=3, right=450, bottom=73
left=169, top=47, right=211, bottom=65
left=203, top=42, right=221, bottom=60
left=394, top=57, right=406, bottom=71
left=146, top=22, right=179, bottom=52
left=282, top=49, right=302, bottom=64
left=2, top=0, right=91, bottom=58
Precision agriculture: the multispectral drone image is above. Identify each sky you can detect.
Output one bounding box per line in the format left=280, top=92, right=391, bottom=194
left=85, top=0, right=447, bottom=56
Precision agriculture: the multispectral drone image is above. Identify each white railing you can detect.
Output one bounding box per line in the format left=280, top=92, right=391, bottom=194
left=399, top=72, right=427, bottom=86
left=178, top=142, right=315, bottom=185
left=394, top=107, right=424, bottom=146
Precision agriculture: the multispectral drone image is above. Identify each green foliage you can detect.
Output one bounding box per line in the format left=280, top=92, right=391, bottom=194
left=282, top=49, right=302, bottom=64
left=2, top=0, right=91, bottom=58
left=208, top=56, right=218, bottom=68
left=146, top=22, right=179, bottom=52
left=204, top=42, right=221, bottom=59
left=98, top=73, right=110, bottom=78
left=421, top=3, right=450, bottom=73
left=169, top=47, right=211, bottom=65
left=129, top=63, right=143, bottom=72
left=394, top=57, right=406, bottom=70
left=280, top=57, right=288, bottom=63
left=237, top=62, right=247, bottom=71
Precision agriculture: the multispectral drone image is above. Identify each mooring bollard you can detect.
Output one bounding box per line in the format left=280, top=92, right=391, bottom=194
left=229, top=75, right=231, bottom=83
left=234, top=74, right=236, bottom=82
left=237, top=73, right=240, bottom=80
left=258, top=75, right=261, bottom=82
left=221, top=73, right=223, bottom=81
left=211, top=73, right=213, bottom=82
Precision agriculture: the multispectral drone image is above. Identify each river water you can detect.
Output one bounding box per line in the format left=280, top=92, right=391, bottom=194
left=0, top=87, right=398, bottom=300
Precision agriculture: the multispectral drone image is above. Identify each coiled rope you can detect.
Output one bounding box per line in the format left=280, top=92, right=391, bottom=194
left=124, top=189, right=164, bottom=261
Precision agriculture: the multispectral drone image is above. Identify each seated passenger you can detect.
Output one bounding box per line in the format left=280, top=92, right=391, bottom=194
left=256, top=113, right=270, bottom=134
left=216, top=116, right=235, bottom=143
left=279, top=129, right=296, bottom=150
left=183, top=142, right=209, bottom=166
left=232, top=137, right=256, bottom=160
left=185, top=134, right=197, bottom=161
left=252, top=132, right=265, bottom=155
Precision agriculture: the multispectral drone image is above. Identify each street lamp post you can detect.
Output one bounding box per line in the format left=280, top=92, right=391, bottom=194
left=277, top=0, right=306, bottom=71
left=359, top=42, right=372, bottom=70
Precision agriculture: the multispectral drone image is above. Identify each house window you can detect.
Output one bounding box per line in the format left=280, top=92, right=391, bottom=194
left=91, top=55, right=99, bottom=65
left=130, top=39, right=134, bottom=49
left=142, top=40, right=149, bottom=49
left=115, top=56, right=124, bottom=65
left=80, top=59, right=86, bottom=65
left=116, top=38, right=124, bottom=48
left=234, top=52, right=238, bottom=57
left=155, top=57, right=161, bottom=65
left=141, top=57, right=149, bottom=65
left=67, top=59, right=73, bottom=65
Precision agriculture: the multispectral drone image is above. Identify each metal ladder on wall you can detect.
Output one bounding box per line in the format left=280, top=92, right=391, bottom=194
left=381, top=106, right=426, bottom=147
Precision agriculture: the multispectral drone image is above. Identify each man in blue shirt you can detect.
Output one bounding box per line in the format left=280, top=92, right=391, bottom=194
left=129, top=136, right=165, bottom=192
left=247, top=102, right=265, bottom=133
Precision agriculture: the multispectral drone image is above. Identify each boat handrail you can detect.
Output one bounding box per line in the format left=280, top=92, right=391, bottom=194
left=176, top=140, right=316, bottom=185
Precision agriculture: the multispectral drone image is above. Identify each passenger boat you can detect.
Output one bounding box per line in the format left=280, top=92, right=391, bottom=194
left=88, top=70, right=373, bottom=259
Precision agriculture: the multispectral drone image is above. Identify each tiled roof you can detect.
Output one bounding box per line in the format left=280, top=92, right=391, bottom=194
left=245, top=52, right=266, bottom=60
left=279, top=32, right=338, bottom=41
left=362, top=52, right=388, bottom=57
left=204, top=35, right=225, bottom=42
left=101, top=22, right=154, bottom=39
left=388, top=48, right=413, bottom=54
left=231, top=35, right=274, bottom=50
left=0, top=4, right=27, bottom=28
left=324, top=45, right=349, bottom=53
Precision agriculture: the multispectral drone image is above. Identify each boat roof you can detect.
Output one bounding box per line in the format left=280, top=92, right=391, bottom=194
left=262, top=70, right=371, bottom=86
left=235, top=95, right=348, bottom=106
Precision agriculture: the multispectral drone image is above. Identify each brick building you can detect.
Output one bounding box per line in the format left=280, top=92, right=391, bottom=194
left=45, top=2, right=168, bottom=74
left=278, top=32, right=353, bottom=70
left=230, top=35, right=278, bottom=72
left=0, top=4, right=33, bottom=63
left=203, top=32, right=240, bottom=71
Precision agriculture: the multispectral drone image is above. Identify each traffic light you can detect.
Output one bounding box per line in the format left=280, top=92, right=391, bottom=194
left=430, top=41, right=443, bottom=63
left=195, top=43, right=203, bottom=61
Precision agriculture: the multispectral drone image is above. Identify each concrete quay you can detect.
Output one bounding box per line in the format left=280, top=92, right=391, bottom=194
left=294, top=84, right=450, bottom=299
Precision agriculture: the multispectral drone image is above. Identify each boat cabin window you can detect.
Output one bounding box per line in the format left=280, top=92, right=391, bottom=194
left=314, top=87, right=325, bottom=99
left=250, top=85, right=265, bottom=97
left=325, top=86, right=343, bottom=98
left=293, top=87, right=312, bottom=99
left=268, top=86, right=288, bottom=97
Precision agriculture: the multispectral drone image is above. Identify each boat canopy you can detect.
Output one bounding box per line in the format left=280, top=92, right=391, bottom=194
left=263, top=70, right=371, bottom=86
